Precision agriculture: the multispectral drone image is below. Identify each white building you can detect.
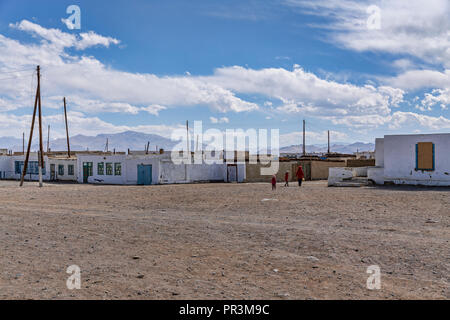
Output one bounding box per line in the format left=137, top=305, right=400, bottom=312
left=0, top=151, right=246, bottom=185
left=76, top=152, right=245, bottom=185
left=0, top=153, right=77, bottom=182
left=368, top=133, right=450, bottom=186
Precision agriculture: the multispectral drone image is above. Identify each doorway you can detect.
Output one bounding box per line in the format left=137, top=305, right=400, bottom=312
left=137, top=164, right=152, bottom=185
left=83, top=162, right=93, bottom=183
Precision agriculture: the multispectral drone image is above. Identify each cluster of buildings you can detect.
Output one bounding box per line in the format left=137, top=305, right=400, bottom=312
left=1, top=133, right=448, bottom=186
left=0, top=150, right=246, bottom=185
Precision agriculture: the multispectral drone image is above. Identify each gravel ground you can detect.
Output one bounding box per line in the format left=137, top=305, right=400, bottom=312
left=0, top=180, right=448, bottom=299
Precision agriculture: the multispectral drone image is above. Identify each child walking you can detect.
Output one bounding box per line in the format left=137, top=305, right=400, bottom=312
left=284, top=171, right=289, bottom=187
left=271, top=175, right=277, bottom=190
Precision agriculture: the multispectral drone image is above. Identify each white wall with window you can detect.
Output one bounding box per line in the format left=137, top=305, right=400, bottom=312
left=48, top=158, right=77, bottom=181
left=369, top=133, right=450, bottom=186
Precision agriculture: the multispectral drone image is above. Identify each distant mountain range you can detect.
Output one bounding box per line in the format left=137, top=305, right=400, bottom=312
left=0, top=131, right=374, bottom=154
left=0, top=131, right=178, bottom=153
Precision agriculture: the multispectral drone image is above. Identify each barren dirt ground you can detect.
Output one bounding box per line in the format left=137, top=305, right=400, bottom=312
left=0, top=180, right=448, bottom=299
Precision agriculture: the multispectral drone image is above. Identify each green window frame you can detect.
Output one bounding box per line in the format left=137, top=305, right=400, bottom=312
left=98, top=162, right=104, bottom=175
left=114, top=163, right=122, bottom=176
left=58, top=164, right=64, bottom=176
left=15, top=161, right=45, bottom=175
left=68, top=164, right=74, bottom=176
left=106, top=162, right=113, bottom=175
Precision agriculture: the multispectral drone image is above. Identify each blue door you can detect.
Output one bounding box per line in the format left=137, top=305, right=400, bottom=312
left=137, top=164, right=152, bottom=185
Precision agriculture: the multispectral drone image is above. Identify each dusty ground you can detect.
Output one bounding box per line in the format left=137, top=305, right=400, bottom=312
left=0, top=180, right=448, bottom=300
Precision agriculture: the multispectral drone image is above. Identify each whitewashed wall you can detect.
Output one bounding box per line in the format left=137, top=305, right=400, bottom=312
left=0, top=156, right=12, bottom=179
left=384, top=134, right=450, bottom=186
left=1, top=155, right=50, bottom=181
left=375, top=138, right=384, bottom=167
left=48, top=158, right=77, bottom=181
left=77, top=154, right=127, bottom=184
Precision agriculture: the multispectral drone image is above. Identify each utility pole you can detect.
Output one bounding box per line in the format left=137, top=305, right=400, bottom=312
left=302, top=119, right=306, bottom=157
left=47, top=125, right=50, bottom=153
left=37, top=66, right=44, bottom=187
left=22, top=132, right=24, bottom=154
left=63, top=97, right=71, bottom=157
left=20, top=66, right=40, bottom=187
left=186, top=120, right=189, bottom=154
left=106, top=138, right=109, bottom=152
left=327, top=130, right=330, bottom=155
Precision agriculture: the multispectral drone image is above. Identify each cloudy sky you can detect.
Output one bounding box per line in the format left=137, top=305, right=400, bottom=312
left=0, top=0, right=449, bottom=147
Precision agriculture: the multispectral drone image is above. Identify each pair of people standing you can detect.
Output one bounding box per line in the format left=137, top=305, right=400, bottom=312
left=272, top=165, right=305, bottom=189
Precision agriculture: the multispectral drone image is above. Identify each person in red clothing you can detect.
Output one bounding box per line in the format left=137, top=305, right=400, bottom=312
left=284, top=171, right=289, bottom=187
left=271, top=174, right=277, bottom=190
left=296, top=165, right=304, bottom=187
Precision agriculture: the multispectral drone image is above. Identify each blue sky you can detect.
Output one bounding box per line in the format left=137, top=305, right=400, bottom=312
left=0, top=0, right=449, bottom=147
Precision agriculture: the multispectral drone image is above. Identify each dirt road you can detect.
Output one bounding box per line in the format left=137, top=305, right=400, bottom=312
left=0, top=181, right=448, bottom=299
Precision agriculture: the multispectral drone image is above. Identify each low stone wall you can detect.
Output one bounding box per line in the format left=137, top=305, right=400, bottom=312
left=328, top=167, right=353, bottom=186
left=310, top=160, right=346, bottom=180
left=367, top=167, right=384, bottom=185
left=245, top=161, right=300, bottom=182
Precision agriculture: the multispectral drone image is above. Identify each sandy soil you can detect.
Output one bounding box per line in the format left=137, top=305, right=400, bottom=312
left=0, top=180, right=448, bottom=300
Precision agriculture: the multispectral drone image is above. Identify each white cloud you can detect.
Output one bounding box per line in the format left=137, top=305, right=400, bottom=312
left=141, top=104, right=167, bottom=116
left=10, top=20, right=120, bottom=50
left=389, top=111, right=450, bottom=129
left=420, top=89, right=450, bottom=111
left=0, top=20, right=258, bottom=115
left=385, top=69, right=450, bottom=91
left=288, top=0, right=450, bottom=67
left=327, top=111, right=450, bottom=130
left=204, top=65, right=403, bottom=118
left=210, top=116, right=229, bottom=124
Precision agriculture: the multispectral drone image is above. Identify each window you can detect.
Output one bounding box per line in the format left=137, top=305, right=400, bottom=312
left=416, top=142, right=435, bottom=171
left=14, top=161, right=22, bottom=174
left=58, top=164, right=64, bottom=176
left=68, top=164, right=74, bottom=176
left=98, top=162, right=104, bottom=175
left=106, top=163, right=113, bottom=175
left=15, top=161, right=45, bottom=175
left=114, top=163, right=122, bottom=176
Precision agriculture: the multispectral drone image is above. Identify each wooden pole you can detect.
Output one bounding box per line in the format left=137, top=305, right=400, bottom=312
left=20, top=66, right=40, bottom=187
left=327, top=130, right=330, bottom=154
left=186, top=120, right=189, bottom=154
left=37, top=66, right=44, bottom=187
left=47, top=125, right=50, bottom=153
left=63, top=97, right=71, bottom=157
left=302, top=119, right=306, bottom=157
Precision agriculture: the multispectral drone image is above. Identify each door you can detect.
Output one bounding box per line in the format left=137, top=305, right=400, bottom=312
left=227, top=164, right=238, bottom=182
left=50, top=164, right=56, bottom=181
left=137, top=164, right=152, bottom=185
left=83, top=162, right=93, bottom=183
